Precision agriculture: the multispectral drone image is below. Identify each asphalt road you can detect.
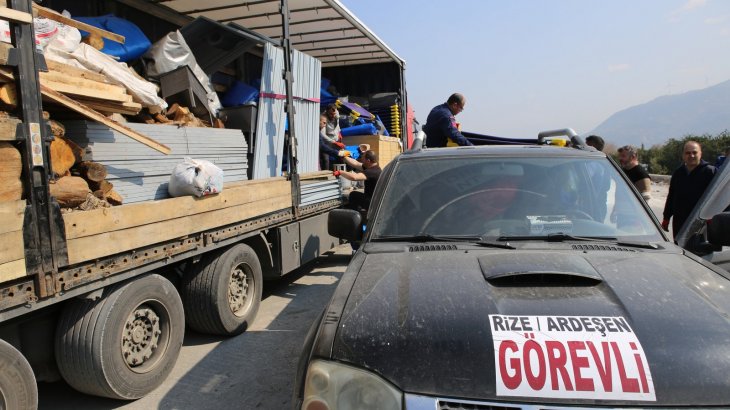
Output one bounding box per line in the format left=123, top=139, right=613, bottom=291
left=37, top=246, right=352, bottom=410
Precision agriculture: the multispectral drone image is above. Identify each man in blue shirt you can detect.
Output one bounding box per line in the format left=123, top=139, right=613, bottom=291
left=423, top=93, right=473, bottom=147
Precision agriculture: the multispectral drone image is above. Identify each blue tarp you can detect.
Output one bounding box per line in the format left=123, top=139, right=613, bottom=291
left=76, top=15, right=150, bottom=62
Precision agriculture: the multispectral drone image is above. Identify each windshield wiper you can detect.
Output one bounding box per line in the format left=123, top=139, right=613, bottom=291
left=497, top=233, right=659, bottom=249
left=375, top=234, right=482, bottom=242
left=374, top=234, right=516, bottom=249
left=497, top=233, right=617, bottom=242
left=615, top=240, right=660, bottom=250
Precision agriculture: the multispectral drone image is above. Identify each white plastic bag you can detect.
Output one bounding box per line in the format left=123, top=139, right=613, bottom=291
left=168, top=158, right=224, bottom=198
left=143, top=30, right=222, bottom=115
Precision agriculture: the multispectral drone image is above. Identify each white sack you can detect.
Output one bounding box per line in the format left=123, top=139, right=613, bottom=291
left=168, top=157, right=224, bottom=198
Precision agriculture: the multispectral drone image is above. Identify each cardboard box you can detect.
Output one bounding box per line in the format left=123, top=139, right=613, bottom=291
left=342, top=134, right=402, bottom=167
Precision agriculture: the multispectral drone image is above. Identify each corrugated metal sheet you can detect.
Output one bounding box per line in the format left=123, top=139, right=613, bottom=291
left=300, top=179, right=341, bottom=206
left=64, top=121, right=248, bottom=203
left=252, top=42, right=287, bottom=179
left=292, top=48, right=322, bottom=173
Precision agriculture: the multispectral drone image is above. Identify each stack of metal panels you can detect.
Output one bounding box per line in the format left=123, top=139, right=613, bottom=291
left=300, top=179, right=341, bottom=207
left=64, top=121, right=248, bottom=204
left=252, top=42, right=287, bottom=179
left=291, top=48, right=321, bottom=174
left=252, top=43, right=322, bottom=178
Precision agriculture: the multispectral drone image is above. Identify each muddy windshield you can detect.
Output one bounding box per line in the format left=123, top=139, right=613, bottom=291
left=372, top=155, right=663, bottom=242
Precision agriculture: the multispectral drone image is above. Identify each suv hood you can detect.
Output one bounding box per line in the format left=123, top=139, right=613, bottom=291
left=331, top=249, right=730, bottom=406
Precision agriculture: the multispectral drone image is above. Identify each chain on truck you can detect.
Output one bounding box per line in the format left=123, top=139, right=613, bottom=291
left=0, top=0, right=408, bottom=406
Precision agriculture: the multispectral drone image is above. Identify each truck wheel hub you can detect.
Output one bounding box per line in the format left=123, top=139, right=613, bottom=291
left=229, top=265, right=250, bottom=315
left=122, top=305, right=161, bottom=367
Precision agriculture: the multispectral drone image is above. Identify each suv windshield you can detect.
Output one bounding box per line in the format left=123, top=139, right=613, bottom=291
left=371, top=155, right=663, bottom=242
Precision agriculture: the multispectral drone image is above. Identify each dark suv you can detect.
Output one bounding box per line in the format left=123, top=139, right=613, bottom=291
left=295, top=136, right=730, bottom=409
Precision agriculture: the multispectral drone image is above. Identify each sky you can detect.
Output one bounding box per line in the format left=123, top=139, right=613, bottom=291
left=341, top=0, right=730, bottom=138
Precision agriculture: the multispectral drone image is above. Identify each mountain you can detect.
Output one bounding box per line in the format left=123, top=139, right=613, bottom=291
left=588, top=79, right=730, bottom=147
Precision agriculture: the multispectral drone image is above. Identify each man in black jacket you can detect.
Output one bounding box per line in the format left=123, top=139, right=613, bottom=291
left=662, top=141, right=716, bottom=237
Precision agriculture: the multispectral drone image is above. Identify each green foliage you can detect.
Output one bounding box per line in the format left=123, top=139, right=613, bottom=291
left=638, top=130, right=730, bottom=174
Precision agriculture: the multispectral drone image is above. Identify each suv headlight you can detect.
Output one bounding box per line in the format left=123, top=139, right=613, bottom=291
left=302, top=360, right=402, bottom=410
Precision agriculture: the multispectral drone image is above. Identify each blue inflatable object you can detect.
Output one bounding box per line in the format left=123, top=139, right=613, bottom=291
left=76, top=15, right=150, bottom=62
left=344, top=145, right=361, bottom=160
left=221, top=81, right=259, bottom=107
left=341, top=123, right=378, bottom=137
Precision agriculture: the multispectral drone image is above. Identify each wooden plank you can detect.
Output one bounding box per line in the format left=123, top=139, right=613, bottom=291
left=67, top=194, right=293, bottom=264
left=32, top=3, right=125, bottom=44
left=39, top=87, right=170, bottom=153
left=46, top=59, right=110, bottom=83
left=0, top=7, right=32, bottom=24
left=0, top=116, right=20, bottom=141
left=42, top=78, right=132, bottom=103
left=63, top=178, right=289, bottom=239
left=0, top=69, right=169, bottom=154
left=0, top=230, right=23, bottom=264
left=40, top=71, right=127, bottom=96
left=0, top=259, right=26, bottom=282
left=73, top=99, right=141, bottom=116
left=0, top=200, right=24, bottom=234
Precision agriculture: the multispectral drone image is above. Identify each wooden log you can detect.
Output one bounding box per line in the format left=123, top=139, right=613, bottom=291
left=82, top=33, right=104, bottom=50
left=48, top=119, right=65, bottom=137
left=49, top=176, right=90, bottom=208
left=78, top=161, right=108, bottom=183
left=104, top=189, right=123, bottom=206
left=0, top=82, right=17, bottom=108
left=0, top=142, right=23, bottom=202
left=0, top=177, right=21, bottom=202
left=50, top=137, right=80, bottom=176
left=0, top=142, right=21, bottom=179
left=89, top=180, right=113, bottom=195
left=0, top=116, right=20, bottom=141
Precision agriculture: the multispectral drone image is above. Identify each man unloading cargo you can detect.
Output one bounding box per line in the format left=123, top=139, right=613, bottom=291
left=423, top=93, right=473, bottom=147
left=334, top=150, right=382, bottom=212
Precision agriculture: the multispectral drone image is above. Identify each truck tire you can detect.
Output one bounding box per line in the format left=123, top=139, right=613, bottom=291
left=181, top=243, right=263, bottom=336
left=55, top=274, right=184, bottom=400
left=0, top=339, right=37, bottom=410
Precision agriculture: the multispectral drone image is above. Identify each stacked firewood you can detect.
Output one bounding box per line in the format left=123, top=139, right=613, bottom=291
left=137, top=103, right=225, bottom=128
left=47, top=117, right=122, bottom=210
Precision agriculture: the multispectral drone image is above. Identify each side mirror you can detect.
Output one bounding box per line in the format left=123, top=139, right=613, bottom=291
left=708, top=212, right=730, bottom=247
left=328, top=209, right=363, bottom=242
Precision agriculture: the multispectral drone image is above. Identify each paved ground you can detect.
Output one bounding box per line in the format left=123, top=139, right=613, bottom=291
left=37, top=246, right=352, bottom=410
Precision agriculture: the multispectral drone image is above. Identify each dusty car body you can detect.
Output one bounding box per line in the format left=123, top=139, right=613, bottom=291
left=295, top=141, right=730, bottom=409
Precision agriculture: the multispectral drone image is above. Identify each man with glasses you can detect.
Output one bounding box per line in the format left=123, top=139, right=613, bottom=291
left=423, top=93, right=473, bottom=147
